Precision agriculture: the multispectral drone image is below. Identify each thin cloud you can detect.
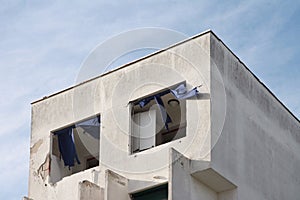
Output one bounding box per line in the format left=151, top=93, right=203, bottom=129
left=0, top=1, right=299, bottom=199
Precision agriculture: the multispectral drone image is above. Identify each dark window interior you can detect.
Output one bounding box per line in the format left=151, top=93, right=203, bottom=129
left=86, top=156, right=99, bottom=169
left=50, top=115, right=100, bottom=183
left=131, top=84, right=187, bottom=153
left=131, top=184, right=168, bottom=200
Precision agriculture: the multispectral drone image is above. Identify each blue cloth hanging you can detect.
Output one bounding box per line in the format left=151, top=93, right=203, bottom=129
left=170, top=83, right=199, bottom=99
left=138, top=97, right=152, bottom=108
left=137, top=91, right=172, bottom=131
left=154, top=95, right=172, bottom=131
left=136, top=83, right=199, bottom=131
left=55, top=126, right=80, bottom=169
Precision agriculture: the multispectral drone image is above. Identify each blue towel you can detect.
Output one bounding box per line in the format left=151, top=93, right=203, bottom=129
left=55, top=127, right=80, bottom=169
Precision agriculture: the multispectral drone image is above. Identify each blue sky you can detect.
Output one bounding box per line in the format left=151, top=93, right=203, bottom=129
left=0, top=1, right=299, bottom=199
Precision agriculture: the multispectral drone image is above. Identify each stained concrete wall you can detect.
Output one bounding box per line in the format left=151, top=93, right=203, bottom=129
left=210, top=33, right=300, bottom=200
left=169, top=148, right=237, bottom=200
left=28, top=31, right=212, bottom=199
left=27, top=30, right=300, bottom=199
left=78, top=180, right=103, bottom=200
left=29, top=80, right=103, bottom=199
left=169, top=149, right=217, bottom=200
left=105, top=170, right=130, bottom=200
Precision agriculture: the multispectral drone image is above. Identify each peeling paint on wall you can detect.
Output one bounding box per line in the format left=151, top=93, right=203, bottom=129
left=30, top=139, right=43, bottom=154
left=37, top=154, right=51, bottom=181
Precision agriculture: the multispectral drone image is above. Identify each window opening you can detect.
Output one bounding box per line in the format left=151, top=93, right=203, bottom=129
left=131, top=83, right=199, bottom=153
left=131, top=184, right=168, bottom=200
left=50, top=115, right=100, bottom=183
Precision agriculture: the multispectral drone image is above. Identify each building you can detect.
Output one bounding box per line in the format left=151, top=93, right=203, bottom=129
left=24, top=30, right=300, bottom=200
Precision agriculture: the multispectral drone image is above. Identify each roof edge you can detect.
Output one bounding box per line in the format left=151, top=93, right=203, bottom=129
left=210, top=31, right=300, bottom=123
left=31, top=29, right=213, bottom=105
left=31, top=29, right=299, bottom=124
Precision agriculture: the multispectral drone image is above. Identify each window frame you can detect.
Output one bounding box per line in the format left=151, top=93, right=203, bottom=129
left=130, top=183, right=168, bottom=200
left=49, top=114, right=101, bottom=183
left=129, top=82, right=188, bottom=154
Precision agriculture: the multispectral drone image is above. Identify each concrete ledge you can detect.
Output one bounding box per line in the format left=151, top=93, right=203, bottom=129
left=191, top=167, right=236, bottom=193
left=190, top=159, right=236, bottom=192
left=105, top=170, right=130, bottom=200
left=79, top=180, right=103, bottom=200
left=170, top=148, right=236, bottom=193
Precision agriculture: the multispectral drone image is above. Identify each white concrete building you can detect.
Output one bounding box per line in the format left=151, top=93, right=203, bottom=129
left=25, top=30, right=300, bottom=200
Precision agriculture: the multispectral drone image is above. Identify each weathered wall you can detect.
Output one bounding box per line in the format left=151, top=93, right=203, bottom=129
left=28, top=32, right=212, bottom=199
left=79, top=180, right=103, bottom=200
left=105, top=170, right=130, bottom=200
left=210, top=33, right=300, bottom=200
left=27, top=30, right=300, bottom=200
left=99, top=33, right=211, bottom=176
left=29, top=79, right=102, bottom=199
left=169, top=149, right=217, bottom=200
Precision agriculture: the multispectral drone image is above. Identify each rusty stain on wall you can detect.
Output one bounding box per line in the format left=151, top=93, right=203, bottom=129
left=37, top=154, right=51, bottom=181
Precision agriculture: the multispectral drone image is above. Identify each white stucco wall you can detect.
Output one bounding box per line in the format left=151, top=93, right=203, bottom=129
left=28, top=32, right=211, bottom=199
left=210, top=33, right=300, bottom=200
left=27, top=30, right=300, bottom=200
left=169, top=149, right=218, bottom=200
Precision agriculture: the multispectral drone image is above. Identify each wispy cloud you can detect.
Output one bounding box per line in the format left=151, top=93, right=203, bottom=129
left=200, top=0, right=300, bottom=118
left=0, top=1, right=299, bottom=199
